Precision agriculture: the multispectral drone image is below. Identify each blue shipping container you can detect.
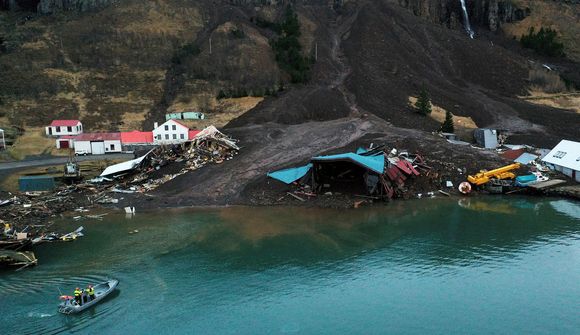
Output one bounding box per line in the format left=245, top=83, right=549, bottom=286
left=19, top=175, right=56, bottom=192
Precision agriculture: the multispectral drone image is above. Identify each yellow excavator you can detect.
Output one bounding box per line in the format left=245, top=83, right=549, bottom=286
left=467, top=163, right=521, bottom=186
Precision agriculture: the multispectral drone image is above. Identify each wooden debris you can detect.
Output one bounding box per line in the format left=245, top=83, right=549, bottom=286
left=287, top=192, right=306, bottom=202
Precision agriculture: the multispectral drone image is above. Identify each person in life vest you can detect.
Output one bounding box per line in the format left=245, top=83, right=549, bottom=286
left=74, top=287, right=82, bottom=305
left=3, top=223, right=13, bottom=236
left=87, top=285, right=95, bottom=301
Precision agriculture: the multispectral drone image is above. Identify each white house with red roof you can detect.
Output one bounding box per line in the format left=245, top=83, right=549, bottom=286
left=45, top=120, right=83, bottom=136
left=152, top=120, right=191, bottom=145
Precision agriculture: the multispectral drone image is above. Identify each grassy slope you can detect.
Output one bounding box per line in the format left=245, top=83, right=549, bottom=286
left=504, top=0, right=580, bottom=62
left=0, top=1, right=204, bottom=130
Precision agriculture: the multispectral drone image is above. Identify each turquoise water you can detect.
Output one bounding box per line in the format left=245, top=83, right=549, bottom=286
left=1, top=197, right=579, bottom=334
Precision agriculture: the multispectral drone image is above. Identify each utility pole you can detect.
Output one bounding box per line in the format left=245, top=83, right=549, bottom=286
left=209, top=37, right=212, bottom=55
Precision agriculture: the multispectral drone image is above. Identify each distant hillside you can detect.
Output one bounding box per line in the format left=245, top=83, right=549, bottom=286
left=0, top=0, right=578, bottom=147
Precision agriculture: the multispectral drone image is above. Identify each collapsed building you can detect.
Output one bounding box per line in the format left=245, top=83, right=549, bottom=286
left=0, top=126, right=240, bottom=270
left=267, top=146, right=430, bottom=200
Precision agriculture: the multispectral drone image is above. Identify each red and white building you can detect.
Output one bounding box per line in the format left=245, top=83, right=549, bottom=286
left=53, top=120, right=202, bottom=154
left=74, top=133, right=122, bottom=155
left=55, top=135, right=76, bottom=149
left=46, top=120, right=83, bottom=136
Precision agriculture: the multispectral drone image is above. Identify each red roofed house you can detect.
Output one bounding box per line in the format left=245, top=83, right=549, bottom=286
left=74, top=133, right=121, bottom=155
left=45, top=120, right=83, bottom=136
left=121, top=131, right=154, bottom=145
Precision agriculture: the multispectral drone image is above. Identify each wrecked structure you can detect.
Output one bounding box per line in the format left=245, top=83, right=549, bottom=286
left=268, top=146, right=430, bottom=201
left=0, top=126, right=240, bottom=270
left=97, top=126, right=240, bottom=193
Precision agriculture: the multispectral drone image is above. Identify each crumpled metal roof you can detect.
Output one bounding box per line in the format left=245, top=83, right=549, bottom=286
left=267, top=164, right=313, bottom=184
left=100, top=150, right=153, bottom=177
left=311, top=153, right=385, bottom=174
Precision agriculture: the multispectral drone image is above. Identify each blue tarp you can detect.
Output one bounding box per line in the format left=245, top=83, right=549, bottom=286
left=311, top=153, right=384, bottom=174
left=267, top=164, right=312, bottom=184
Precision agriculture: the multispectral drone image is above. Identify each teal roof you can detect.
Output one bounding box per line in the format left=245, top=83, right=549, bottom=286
left=267, top=164, right=312, bottom=184
left=311, top=153, right=384, bottom=174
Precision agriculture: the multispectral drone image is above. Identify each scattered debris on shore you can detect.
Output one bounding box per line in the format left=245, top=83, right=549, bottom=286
left=0, top=126, right=240, bottom=270
left=261, top=141, right=577, bottom=208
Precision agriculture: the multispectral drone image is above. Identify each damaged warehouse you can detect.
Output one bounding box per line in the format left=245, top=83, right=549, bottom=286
left=267, top=146, right=430, bottom=201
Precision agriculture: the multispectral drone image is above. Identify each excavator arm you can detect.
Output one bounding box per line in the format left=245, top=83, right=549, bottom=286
left=467, top=163, right=521, bottom=186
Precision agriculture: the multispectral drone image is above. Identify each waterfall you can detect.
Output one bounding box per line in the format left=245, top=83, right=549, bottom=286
left=459, top=0, right=475, bottom=39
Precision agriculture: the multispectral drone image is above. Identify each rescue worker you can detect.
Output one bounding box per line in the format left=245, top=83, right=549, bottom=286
left=3, top=223, right=13, bottom=236
left=74, top=287, right=82, bottom=305
left=87, top=285, right=95, bottom=301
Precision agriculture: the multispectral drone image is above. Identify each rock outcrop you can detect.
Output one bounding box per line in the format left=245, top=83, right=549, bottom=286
left=398, top=0, right=529, bottom=33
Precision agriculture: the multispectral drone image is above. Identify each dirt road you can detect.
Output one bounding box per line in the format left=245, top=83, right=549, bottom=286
left=0, top=153, right=133, bottom=172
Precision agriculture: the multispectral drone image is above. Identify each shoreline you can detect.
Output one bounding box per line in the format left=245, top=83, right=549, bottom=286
left=80, top=190, right=580, bottom=216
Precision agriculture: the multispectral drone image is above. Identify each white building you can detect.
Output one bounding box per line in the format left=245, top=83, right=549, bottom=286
left=542, top=139, right=580, bottom=182
left=45, top=120, right=83, bottom=136
left=153, top=120, right=190, bottom=145
left=474, top=128, right=498, bottom=149
left=74, top=133, right=122, bottom=155
left=55, top=135, right=75, bottom=149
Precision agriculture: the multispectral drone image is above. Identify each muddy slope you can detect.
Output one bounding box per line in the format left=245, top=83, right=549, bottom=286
left=232, top=1, right=579, bottom=146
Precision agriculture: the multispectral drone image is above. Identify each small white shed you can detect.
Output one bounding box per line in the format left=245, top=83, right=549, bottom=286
left=474, top=128, right=499, bottom=149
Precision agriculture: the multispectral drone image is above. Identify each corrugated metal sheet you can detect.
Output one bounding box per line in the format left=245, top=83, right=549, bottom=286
left=385, top=166, right=406, bottom=185
left=121, top=131, right=154, bottom=144
left=311, top=153, right=384, bottom=174
left=188, top=130, right=201, bottom=140
left=501, top=149, right=525, bottom=160
left=514, top=152, right=539, bottom=165
left=267, top=164, right=313, bottom=184
left=100, top=150, right=153, bottom=177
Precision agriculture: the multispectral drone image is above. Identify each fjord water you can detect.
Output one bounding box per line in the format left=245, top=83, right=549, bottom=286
left=1, top=197, right=579, bottom=335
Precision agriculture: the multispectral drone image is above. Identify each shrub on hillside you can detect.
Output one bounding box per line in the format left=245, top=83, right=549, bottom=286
left=520, top=27, right=565, bottom=57
left=415, top=89, right=432, bottom=116
left=267, top=7, right=311, bottom=84
left=440, top=110, right=454, bottom=133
